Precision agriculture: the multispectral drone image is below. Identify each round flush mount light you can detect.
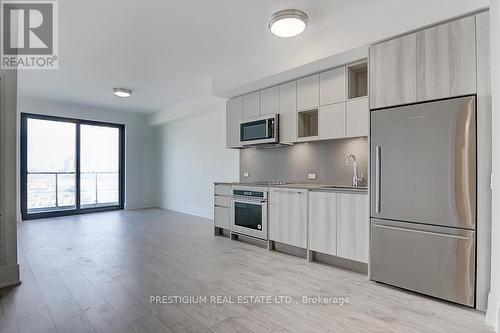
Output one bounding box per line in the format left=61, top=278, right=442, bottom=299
left=113, top=88, right=132, bottom=98
left=269, top=9, right=308, bottom=38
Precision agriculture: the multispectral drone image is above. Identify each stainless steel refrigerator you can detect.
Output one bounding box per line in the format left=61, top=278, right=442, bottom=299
left=370, top=96, right=476, bottom=307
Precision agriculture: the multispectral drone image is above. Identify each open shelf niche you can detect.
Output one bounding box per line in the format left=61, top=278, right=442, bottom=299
left=348, top=62, right=368, bottom=99
left=297, top=109, right=319, bottom=139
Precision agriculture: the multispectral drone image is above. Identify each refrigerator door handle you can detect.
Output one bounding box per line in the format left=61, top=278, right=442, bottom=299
left=372, top=223, right=470, bottom=240
left=375, top=146, right=381, bottom=213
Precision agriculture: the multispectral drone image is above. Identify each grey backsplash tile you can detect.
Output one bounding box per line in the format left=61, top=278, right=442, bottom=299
left=240, top=137, right=368, bottom=186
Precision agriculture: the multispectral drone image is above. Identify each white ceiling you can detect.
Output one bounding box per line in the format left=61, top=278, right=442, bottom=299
left=17, top=0, right=489, bottom=114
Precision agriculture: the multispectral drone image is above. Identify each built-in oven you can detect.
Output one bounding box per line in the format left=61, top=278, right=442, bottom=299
left=240, top=114, right=279, bottom=145
left=231, top=186, right=268, bottom=240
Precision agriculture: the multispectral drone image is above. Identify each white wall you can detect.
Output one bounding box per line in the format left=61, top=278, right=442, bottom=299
left=156, top=108, right=238, bottom=219
left=487, top=0, right=500, bottom=330
left=16, top=97, right=157, bottom=220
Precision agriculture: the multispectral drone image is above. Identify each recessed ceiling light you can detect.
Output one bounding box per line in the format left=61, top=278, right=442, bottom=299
left=269, top=9, right=308, bottom=38
left=113, top=88, right=132, bottom=98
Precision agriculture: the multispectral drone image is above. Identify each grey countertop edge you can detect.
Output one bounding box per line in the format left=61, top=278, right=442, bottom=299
left=269, top=185, right=368, bottom=193
left=215, top=181, right=368, bottom=193
left=307, top=187, right=368, bottom=194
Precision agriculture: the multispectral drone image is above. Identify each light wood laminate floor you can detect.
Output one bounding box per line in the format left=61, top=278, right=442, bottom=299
left=0, top=209, right=492, bottom=333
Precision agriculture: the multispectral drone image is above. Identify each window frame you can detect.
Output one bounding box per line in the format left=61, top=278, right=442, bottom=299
left=20, top=113, right=125, bottom=220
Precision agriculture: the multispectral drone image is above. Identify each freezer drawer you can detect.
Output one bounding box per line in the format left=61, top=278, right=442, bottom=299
left=370, top=218, right=475, bottom=307
left=370, top=96, right=476, bottom=229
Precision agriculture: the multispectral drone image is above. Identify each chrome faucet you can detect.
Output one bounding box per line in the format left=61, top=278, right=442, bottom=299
left=345, top=154, right=363, bottom=187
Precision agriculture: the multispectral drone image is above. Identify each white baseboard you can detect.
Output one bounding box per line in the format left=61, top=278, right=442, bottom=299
left=0, top=264, right=20, bottom=289
left=125, top=204, right=157, bottom=210
left=161, top=202, right=212, bottom=219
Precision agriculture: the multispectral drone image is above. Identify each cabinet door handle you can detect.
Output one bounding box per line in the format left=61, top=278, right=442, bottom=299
left=373, top=224, right=470, bottom=240
left=375, top=146, right=381, bottom=213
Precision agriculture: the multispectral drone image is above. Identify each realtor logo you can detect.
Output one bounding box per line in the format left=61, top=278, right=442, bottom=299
left=1, top=1, right=58, bottom=69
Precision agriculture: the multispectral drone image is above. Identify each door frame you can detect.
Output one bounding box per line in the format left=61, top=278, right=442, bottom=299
left=20, top=113, right=125, bottom=220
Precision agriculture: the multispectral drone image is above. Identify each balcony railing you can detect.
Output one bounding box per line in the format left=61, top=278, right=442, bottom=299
left=27, top=171, right=119, bottom=213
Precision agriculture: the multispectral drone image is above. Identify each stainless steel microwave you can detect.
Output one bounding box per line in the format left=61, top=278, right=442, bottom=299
left=240, top=114, right=279, bottom=145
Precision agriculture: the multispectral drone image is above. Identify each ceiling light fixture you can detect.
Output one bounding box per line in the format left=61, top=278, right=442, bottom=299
left=269, top=9, right=308, bottom=38
left=113, top=88, right=132, bottom=98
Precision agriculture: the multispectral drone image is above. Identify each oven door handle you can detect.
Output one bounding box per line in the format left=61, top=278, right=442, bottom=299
left=233, top=198, right=267, bottom=204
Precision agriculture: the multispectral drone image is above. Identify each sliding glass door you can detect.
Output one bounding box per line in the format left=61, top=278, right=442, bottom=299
left=21, top=114, right=125, bottom=220
left=26, top=118, right=77, bottom=213
left=80, top=125, right=120, bottom=208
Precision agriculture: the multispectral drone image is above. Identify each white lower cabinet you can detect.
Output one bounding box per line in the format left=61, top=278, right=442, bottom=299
left=308, top=191, right=369, bottom=263
left=336, top=193, right=369, bottom=263
left=309, top=191, right=337, bottom=255
left=214, top=184, right=231, bottom=230
left=214, top=206, right=230, bottom=229
left=269, top=188, right=308, bottom=248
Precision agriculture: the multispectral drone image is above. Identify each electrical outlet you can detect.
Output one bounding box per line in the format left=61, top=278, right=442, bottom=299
left=307, top=173, right=317, bottom=180
left=243, top=172, right=250, bottom=178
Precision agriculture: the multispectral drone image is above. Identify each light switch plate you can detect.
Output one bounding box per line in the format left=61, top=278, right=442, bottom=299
left=243, top=172, right=250, bottom=178
left=307, top=173, right=317, bottom=180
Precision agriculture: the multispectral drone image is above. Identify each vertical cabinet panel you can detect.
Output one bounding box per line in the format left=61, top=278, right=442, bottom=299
left=243, top=92, right=261, bottom=119
left=337, top=193, right=369, bottom=263
left=346, top=97, right=369, bottom=137
left=297, top=75, right=320, bottom=110
left=269, top=188, right=307, bottom=248
left=309, top=192, right=337, bottom=255
left=279, top=81, right=297, bottom=143
left=475, top=11, right=492, bottom=312
left=261, top=86, right=280, bottom=116
left=320, top=67, right=346, bottom=106
left=319, top=103, right=345, bottom=140
left=417, top=16, right=476, bottom=101
left=369, top=33, right=417, bottom=109
left=226, top=97, right=243, bottom=148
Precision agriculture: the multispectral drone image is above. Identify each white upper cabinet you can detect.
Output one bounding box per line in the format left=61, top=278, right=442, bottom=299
left=227, top=61, right=371, bottom=147
left=416, top=16, right=476, bottom=101
left=243, top=91, right=261, bottom=119
left=226, top=97, right=243, bottom=148
left=369, top=33, right=417, bottom=109
left=319, top=103, right=345, bottom=140
left=346, top=97, right=369, bottom=138
left=261, top=86, right=280, bottom=116
left=297, top=74, right=320, bottom=110
left=279, top=81, right=297, bottom=144
left=370, top=15, right=478, bottom=109
left=320, top=67, right=346, bottom=106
